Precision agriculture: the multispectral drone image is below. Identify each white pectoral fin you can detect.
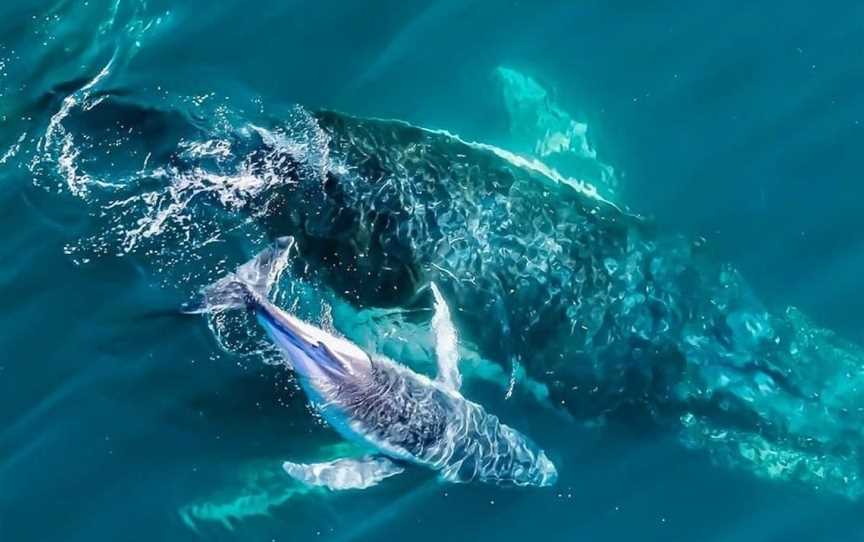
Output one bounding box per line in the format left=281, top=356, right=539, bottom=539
left=282, top=455, right=404, bottom=491
left=430, top=282, right=461, bottom=392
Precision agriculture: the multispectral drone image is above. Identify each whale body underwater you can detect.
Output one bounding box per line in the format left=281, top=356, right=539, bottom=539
left=46, top=96, right=864, bottom=498
left=245, top=110, right=864, bottom=498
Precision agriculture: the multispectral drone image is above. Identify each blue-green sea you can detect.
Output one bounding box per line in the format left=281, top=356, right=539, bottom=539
left=3, top=1, right=864, bottom=541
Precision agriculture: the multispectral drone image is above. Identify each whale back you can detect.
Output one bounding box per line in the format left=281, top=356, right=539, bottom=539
left=256, top=111, right=676, bottom=416
left=332, top=357, right=556, bottom=486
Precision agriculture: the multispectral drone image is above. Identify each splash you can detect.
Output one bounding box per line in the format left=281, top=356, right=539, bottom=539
left=30, top=0, right=166, bottom=194
left=20, top=2, right=329, bottom=293
left=34, top=95, right=332, bottom=293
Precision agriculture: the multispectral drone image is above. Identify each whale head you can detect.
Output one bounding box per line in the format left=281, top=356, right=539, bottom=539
left=255, top=303, right=373, bottom=389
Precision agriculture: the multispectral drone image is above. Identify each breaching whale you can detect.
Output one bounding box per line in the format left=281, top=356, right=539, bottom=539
left=187, top=237, right=557, bottom=490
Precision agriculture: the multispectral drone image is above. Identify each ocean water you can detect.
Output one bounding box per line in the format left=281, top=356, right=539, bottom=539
left=2, top=1, right=864, bottom=541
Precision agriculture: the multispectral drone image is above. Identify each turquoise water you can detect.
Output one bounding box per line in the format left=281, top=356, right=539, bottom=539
left=3, top=1, right=864, bottom=540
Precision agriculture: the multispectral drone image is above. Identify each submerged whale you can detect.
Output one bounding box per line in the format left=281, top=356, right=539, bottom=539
left=40, top=92, right=864, bottom=499
left=240, top=110, right=864, bottom=498
left=187, top=238, right=557, bottom=489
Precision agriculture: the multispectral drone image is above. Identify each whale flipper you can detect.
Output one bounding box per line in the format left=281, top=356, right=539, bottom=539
left=429, top=283, right=461, bottom=392
left=282, top=455, right=404, bottom=491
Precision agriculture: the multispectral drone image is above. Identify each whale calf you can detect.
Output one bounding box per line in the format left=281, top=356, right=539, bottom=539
left=188, top=237, right=557, bottom=489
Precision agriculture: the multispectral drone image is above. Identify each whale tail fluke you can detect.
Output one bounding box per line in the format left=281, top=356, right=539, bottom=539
left=182, top=236, right=296, bottom=314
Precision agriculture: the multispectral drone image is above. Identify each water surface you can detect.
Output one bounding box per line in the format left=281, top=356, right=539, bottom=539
left=1, top=1, right=863, bottom=540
